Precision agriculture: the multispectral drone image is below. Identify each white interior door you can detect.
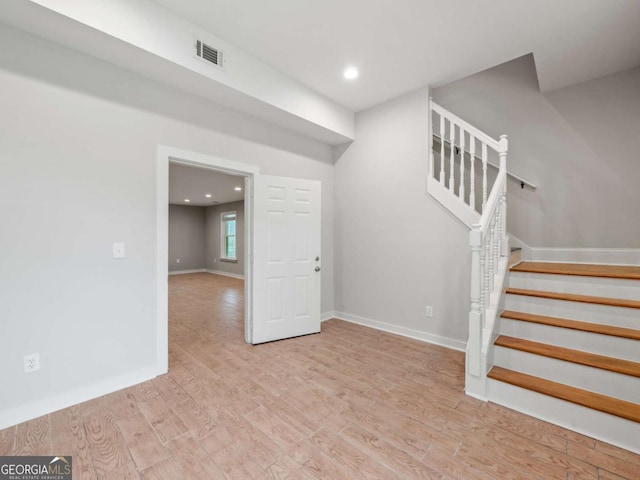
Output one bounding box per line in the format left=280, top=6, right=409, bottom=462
left=251, top=174, right=321, bottom=344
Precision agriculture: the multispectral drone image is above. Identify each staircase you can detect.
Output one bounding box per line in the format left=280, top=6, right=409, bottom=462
left=427, top=99, right=640, bottom=453
left=487, top=261, right=640, bottom=453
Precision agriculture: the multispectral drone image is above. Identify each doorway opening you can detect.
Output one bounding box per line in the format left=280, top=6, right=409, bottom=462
left=156, top=145, right=259, bottom=375
left=156, top=145, right=323, bottom=375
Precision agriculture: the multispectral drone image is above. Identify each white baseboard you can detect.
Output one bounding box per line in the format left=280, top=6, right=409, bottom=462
left=168, top=269, right=245, bottom=280
left=205, top=269, right=245, bottom=280
left=505, top=235, right=640, bottom=266
left=530, top=247, right=640, bottom=266
left=507, top=233, right=532, bottom=261
left=332, top=311, right=466, bottom=352
left=321, top=311, right=336, bottom=322
left=0, top=366, right=160, bottom=430
left=168, top=268, right=206, bottom=275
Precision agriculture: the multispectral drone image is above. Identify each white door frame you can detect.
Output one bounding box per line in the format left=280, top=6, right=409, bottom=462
left=155, top=145, right=259, bottom=375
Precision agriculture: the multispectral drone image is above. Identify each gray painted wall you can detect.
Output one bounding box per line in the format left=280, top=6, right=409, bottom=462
left=168, top=205, right=206, bottom=272
left=168, top=201, right=245, bottom=275
left=433, top=55, right=640, bottom=248
left=205, top=201, right=245, bottom=277
left=334, top=87, right=472, bottom=345
left=0, top=24, right=334, bottom=423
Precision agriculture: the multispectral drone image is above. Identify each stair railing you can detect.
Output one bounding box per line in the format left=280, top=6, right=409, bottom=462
left=429, top=99, right=510, bottom=398
left=467, top=142, right=509, bottom=397
left=430, top=100, right=504, bottom=213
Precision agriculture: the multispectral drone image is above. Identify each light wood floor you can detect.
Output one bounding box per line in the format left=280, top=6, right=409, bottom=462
left=1, top=273, right=638, bottom=479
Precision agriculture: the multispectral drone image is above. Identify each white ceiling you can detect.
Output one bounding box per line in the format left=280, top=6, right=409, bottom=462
left=152, top=0, right=640, bottom=111
left=169, top=163, right=245, bottom=206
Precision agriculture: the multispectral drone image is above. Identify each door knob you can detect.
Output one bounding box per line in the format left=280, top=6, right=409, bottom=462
left=315, top=256, right=320, bottom=261
left=315, top=266, right=321, bottom=272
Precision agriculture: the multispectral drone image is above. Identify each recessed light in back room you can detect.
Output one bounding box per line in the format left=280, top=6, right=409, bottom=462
left=343, top=66, right=359, bottom=80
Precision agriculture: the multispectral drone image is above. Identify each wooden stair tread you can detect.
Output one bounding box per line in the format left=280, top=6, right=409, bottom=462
left=505, top=287, right=640, bottom=310
left=495, top=335, right=640, bottom=378
left=488, top=366, right=640, bottom=423
left=511, top=262, right=640, bottom=280
left=501, top=310, right=640, bottom=340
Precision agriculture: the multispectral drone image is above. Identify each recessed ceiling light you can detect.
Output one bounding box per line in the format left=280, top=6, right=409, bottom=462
left=234, top=186, right=242, bottom=191
left=344, top=66, right=359, bottom=80
left=184, top=199, right=190, bottom=203
left=205, top=194, right=212, bottom=198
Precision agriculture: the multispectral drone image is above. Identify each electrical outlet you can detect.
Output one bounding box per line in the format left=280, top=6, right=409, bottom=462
left=24, top=353, right=40, bottom=374
left=176, top=258, right=180, bottom=264
left=425, top=305, right=434, bottom=318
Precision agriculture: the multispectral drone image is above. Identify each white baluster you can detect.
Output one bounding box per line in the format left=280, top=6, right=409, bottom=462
left=484, top=234, right=491, bottom=311
left=429, top=102, right=434, bottom=178
left=439, top=115, right=445, bottom=183
left=498, top=134, right=508, bottom=172
left=449, top=122, right=455, bottom=192
left=489, top=216, right=496, bottom=293
left=459, top=128, right=465, bottom=202
left=469, top=135, right=476, bottom=211
left=479, top=241, right=485, bottom=319
left=495, top=212, right=500, bottom=280
left=482, top=142, right=488, bottom=212
left=498, top=135, right=509, bottom=257
left=494, top=204, right=500, bottom=271
left=501, top=189, right=508, bottom=257
left=430, top=151, right=434, bottom=180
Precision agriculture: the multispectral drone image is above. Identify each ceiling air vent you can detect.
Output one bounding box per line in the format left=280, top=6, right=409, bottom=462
left=195, top=39, right=223, bottom=68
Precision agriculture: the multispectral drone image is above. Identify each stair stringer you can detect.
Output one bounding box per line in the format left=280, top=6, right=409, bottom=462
left=427, top=175, right=479, bottom=228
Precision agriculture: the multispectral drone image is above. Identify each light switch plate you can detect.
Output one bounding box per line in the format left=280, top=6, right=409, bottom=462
left=113, top=242, right=125, bottom=259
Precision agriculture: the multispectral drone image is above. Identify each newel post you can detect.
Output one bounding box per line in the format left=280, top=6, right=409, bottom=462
left=468, top=225, right=483, bottom=378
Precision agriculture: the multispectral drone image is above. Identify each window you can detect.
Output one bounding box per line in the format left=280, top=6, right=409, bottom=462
left=221, top=211, right=237, bottom=260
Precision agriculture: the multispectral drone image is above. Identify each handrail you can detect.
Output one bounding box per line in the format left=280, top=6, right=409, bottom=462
left=431, top=102, right=499, bottom=151
left=432, top=133, right=537, bottom=190
left=479, top=170, right=506, bottom=232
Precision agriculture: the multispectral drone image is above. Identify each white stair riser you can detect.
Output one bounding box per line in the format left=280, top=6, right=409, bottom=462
left=499, top=318, right=640, bottom=362
left=509, top=272, right=640, bottom=301
left=509, top=251, right=522, bottom=267
left=505, top=295, right=640, bottom=330
left=493, top=346, right=640, bottom=403
left=487, top=379, right=640, bottom=455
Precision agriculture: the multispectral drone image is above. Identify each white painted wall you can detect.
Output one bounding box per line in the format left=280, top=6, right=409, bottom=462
left=0, top=24, right=334, bottom=426
left=334, top=87, right=471, bottom=348
left=0, top=0, right=353, bottom=143
left=433, top=55, right=640, bottom=249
